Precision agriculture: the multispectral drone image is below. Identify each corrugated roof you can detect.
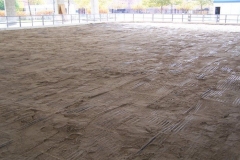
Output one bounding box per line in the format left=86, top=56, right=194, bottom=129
left=214, top=0, right=240, bottom=3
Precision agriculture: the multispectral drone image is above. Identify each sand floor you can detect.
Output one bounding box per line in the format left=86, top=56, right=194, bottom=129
left=0, top=23, right=240, bottom=160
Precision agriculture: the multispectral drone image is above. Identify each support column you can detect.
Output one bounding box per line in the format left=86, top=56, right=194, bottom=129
left=91, top=0, right=99, bottom=15
left=4, top=0, right=16, bottom=16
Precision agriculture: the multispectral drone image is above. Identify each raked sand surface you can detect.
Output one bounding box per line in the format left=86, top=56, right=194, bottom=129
left=0, top=23, right=240, bottom=159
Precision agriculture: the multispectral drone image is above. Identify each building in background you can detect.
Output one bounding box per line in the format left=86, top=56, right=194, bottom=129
left=214, top=0, right=240, bottom=14
left=21, top=0, right=77, bottom=15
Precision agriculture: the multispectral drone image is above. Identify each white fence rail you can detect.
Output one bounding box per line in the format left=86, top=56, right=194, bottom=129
left=0, top=14, right=240, bottom=29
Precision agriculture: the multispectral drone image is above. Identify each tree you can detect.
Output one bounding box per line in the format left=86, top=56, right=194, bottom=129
left=74, top=0, right=90, bottom=9
left=177, top=0, right=195, bottom=13
left=99, top=0, right=112, bottom=13
left=170, top=0, right=182, bottom=13
left=0, top=0, right=4, bottom=10
left=0, top=0, right=23, bottom=12
left=28, top=0, right=44, bottom=5
left=21, top=0, right=44, bottom=15
left=132, top=3, right=146, bottom=13
left=143, top=0, right=170, bottom=13
left=74, top=0, right=112, bottom=13
left=15, top=0, right=24, bottom=11
left=195, top=0, right=212, bottom=13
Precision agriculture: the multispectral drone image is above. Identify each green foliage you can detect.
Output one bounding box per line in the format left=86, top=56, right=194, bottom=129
left=74, top=0, right=90, bottom=8
left=177, top=0, right=195, bottom=11
left=195, top=0, right=212, bottom=6
left=28, top=0, right=44, bottom=5
left=143, top=0, right=170, bottom=7
left=132, top=2, right=146, bottom=10
left=194, top=0, right=212, bottom=9
left=74, top=0, right=111, bottom=13
left=99, top=0, right=112, bottom=8
left=0, top=0, right=4, bottom=10
left=170, top=0, right=183, bottom=5
left=0, top=0, right=23, bottom=11
left=15, top=0, right=24, bottom=11
left=99, top=0, right=112, bottom=13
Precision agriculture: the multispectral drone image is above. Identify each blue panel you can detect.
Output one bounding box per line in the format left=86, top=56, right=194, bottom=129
left=214, top=0, right=240, bottom=2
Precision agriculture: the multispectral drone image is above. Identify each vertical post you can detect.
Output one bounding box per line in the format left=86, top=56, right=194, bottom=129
left=188, top=14, right=191, bottom=22
left=79, top=13, right=81, bottom=23
left=237, top=15, right=239, bottom=23
left=172, top=14, right=173, bottom=22
left=124, top=13, right=125, bottom=21
left=202, top=14, right=204, bottom=22
left=133, top=13, right=134, bottom=22
left=62, top=14, right=64, bottom=24
left=53, top=15, right=54, bottom=25
left=182, top=13, right=183, bottom=22
left=143, top=13, right=144, bottom=21
left=6, top=16, right=8, bottom=28
left=31, top=16, right=33, bottom=26
left=100, top=14, right=101, bottom=22
left=42, top=16, right=44, bottom=26
left=94, top=14, right=95, bottom=21
left=115, top=13, right=116, bottom=21
left=87, top=14, right=88, bottom=23
left=107, top=14, right=108, bottom=21
left=19, top=16, right=21, bottom=27
left=152, top=13, right=154, bottom=22
left=71, top=14, right=73, bottom=23
left=225, top=15, right=227, bottom=24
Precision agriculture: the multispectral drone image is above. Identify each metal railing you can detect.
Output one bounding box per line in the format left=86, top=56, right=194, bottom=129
left=0, top=13, right=240, bottom=29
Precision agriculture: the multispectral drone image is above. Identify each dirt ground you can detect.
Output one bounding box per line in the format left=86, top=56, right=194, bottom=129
left=0, top=23, right=240, bottom=160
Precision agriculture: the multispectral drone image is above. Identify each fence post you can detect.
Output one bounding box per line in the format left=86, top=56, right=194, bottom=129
left=100, top=14, right=101, bottom=22
left=6, top=16, right=8, bottom=28
left=31, top=16, right=33, bottom=26
left=172, top=14, right=173, bottom=22
left=79, top=13, right=80, bottom=23
left=188, top=14, right=191, bottom=22
left=225, top=15, right=227, bottom=24
left=152, top=13, right=154, bottom=22
left=71, top=14, right=72, bottom=23
left=42, top=15, right=44, bottom=26
left=182, top=13, right=183, bottom=22
left=133, top=13, right=134, bottom=22
left=115, top=13, right=116, bottom=21
left=19, top=16, right=21, bottom=27
left=94, top=14, right=95, bottom=22
left=202, top=14, right=204, bottom=22
left=53, top=15, right=54, bottom=25
left=107, top=14, right=108, bottom=21
left=124, top=13, right=125, bottom=21
left=237, top=15, right=239, bottom=23
left=62, top=14, right=64, bottom=24
left=143, top=13, right=144, bottom=21
left=87, top=14, right=88, bottom=23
